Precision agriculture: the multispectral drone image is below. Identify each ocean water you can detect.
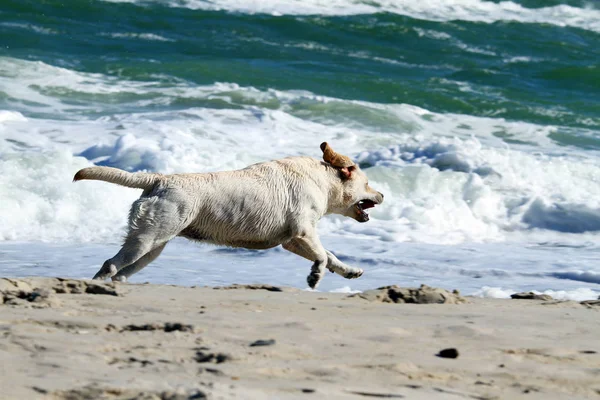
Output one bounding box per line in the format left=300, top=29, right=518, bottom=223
left=1, top=0, right=599, bottom=299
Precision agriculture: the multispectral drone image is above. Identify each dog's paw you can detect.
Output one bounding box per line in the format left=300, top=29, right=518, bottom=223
left=93, top=262, right=117, bottom=280
left=307, top=273, right=322, bottom=289
left=343, top=268, right=363, bottom=279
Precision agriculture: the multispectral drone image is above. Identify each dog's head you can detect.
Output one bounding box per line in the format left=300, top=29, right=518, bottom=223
left=321, top=142, right=384, bottom=223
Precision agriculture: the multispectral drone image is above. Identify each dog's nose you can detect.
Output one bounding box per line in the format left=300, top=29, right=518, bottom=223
left=377, top=192, right=384, bottom=203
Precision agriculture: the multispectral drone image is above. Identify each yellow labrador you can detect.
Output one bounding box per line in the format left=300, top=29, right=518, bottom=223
left=74, top=143, right=383, bottom=288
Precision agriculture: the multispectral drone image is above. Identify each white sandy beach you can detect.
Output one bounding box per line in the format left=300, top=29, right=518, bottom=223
left=1, top=277, right=599, bottom=399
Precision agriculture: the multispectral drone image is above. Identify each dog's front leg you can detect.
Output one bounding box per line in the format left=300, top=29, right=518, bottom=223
left=285, top=231, right=328, bottom=289
left=324, top=250, right=364, bottom=279
left=283, top=239, right=364, bottom=281
left=283, top=240, right=364, bottom=281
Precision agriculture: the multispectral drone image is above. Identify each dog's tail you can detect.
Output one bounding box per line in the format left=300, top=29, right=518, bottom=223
left=73, top=166, right=162, bottom=190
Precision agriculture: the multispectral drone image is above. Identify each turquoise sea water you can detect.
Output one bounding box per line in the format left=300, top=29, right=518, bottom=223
left=3, top=0, right=599, bottom=131
left=1, top=0, right=599, bottom=297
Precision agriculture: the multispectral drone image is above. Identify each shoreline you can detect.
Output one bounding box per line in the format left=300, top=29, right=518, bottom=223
left=2, top=240, right=599, bottom=302
left=1, top=277, right=599, bottom=399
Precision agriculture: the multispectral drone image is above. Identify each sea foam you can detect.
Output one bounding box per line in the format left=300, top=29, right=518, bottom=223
left=473, top=286, right=599, bottom=302
left=102, top=0, right=600, bottom=33
left=2, top=58, right=600, bottom=246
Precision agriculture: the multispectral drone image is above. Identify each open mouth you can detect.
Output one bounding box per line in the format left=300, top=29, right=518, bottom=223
left=355, top=199, right=377, bottom=222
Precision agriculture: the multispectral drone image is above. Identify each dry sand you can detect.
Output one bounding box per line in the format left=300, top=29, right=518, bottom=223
left=1, top=277, right=599, bottom=400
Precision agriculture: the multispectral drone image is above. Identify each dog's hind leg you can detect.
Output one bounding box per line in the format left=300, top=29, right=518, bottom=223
left=93, top=234, right=169, bottom=280
left=93, top=196, right=190, bottom=280
left=111, top=243, right=167, bottom=282
left=283, top=240, right=363, bottom=280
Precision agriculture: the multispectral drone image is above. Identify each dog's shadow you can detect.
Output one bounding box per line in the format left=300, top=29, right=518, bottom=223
left=211, top=248, right=275, bottom=257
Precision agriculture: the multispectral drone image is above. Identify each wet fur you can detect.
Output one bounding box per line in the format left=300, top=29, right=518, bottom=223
left=74, top=148, right=383, bottom=288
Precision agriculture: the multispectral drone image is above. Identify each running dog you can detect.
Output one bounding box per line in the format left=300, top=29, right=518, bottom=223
left=74, top=142, right=383, bottom=288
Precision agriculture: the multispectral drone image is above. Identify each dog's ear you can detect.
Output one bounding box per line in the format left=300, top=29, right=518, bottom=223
left=339, top=165, right=356, bottom=180
left=320, top=142, right=354, bottom=168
